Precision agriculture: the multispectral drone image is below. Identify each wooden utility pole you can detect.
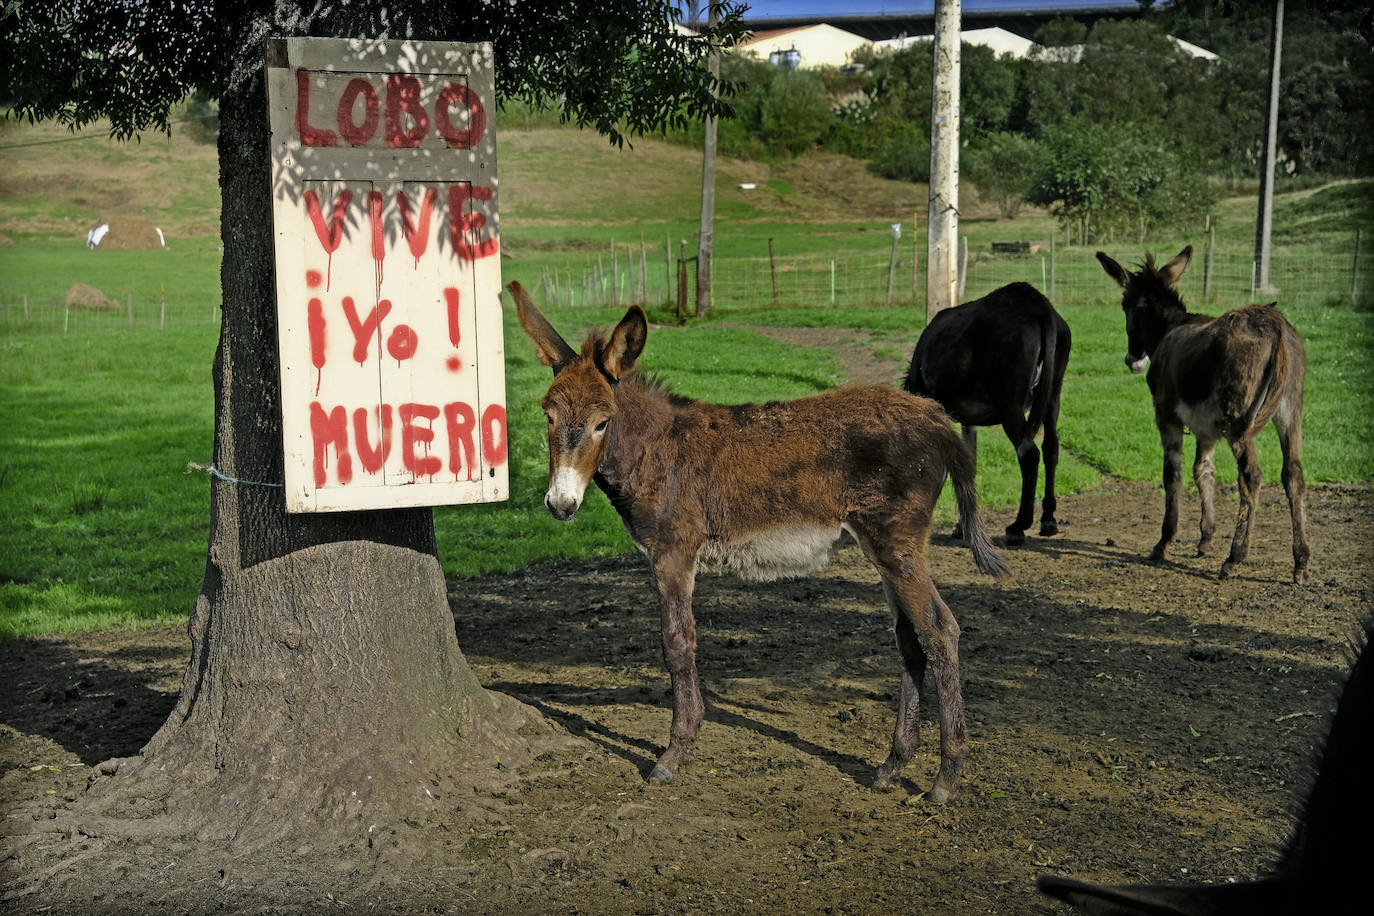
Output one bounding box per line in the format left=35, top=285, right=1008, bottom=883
left=927, top=0, right=961, bottom=322
left=696, top=2, right=720, bottom=317
left=1254, top=0, right=1284, bottom=294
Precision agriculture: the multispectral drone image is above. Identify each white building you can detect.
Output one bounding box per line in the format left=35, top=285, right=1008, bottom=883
left=739, top=23, right=871, bottom=70
left=875, top=28, right=1218, bottom=64
left=877, top=27, right=1039, bottom=59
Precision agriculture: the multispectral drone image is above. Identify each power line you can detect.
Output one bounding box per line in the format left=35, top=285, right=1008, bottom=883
left=0, top=111, right=218, bottom=150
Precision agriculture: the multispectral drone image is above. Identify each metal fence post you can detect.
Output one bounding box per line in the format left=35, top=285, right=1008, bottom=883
left=885, top=223, right=901, bottom=306
left=1353, top=229, right=1362, bottom=306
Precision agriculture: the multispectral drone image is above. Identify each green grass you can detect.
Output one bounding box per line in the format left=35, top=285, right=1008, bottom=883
left=0, top=324, right=218, bottom=636
left=2, top=120, right=1371, bottom=638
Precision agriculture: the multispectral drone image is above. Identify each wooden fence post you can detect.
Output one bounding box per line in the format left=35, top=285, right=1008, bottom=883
left=768, top=238, right=778, bottom=307
left=912, top=210, right=920, bottom=307
left=640, top=237, right=649, bottom=303
left=1049, top=235, right=1056, bottom=301
left=1204, top=215, right=1215, bottom=301
left=676, top=239, right=689, bottom=320
left=956, top=235, right=968, bottom=300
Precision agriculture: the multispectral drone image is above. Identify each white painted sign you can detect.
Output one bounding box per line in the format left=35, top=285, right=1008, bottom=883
left=266, top=37, right=507, bottom=513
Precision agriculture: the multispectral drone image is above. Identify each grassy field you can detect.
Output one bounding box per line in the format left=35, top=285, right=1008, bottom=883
left=2, top=118, right=1371, bottom=637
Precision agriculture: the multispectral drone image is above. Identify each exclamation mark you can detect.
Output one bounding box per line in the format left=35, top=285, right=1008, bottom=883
left=444, top=287, right=462, bottom=372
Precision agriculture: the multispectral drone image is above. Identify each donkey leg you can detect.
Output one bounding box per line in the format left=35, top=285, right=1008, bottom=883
left=1220, top=437, right=1263, bottom=579
left=1002, top=416, right=1039, bottom=545
left=1274, top=405, right=1310, bottom=584
left=648, top=551, right=705, bottom=783
left=1193, top=437, right=1219, bottom=556
left=877, top=573, right=967, bottom=803
left=950, top=425, right=977, bottom=540
left=1151, top=420, right=1185, bottom=562
left=1038, top=395, right=1062, bottom=537
left=874, top=580, right=929, bottom=791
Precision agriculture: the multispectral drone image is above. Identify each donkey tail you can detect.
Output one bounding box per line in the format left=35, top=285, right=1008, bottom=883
left=1023, top=294, right=1062, bottom=442
left=947, top=436, right=1011, bottom=580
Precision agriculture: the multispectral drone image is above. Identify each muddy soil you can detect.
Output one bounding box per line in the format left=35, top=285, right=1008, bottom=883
left=2, top=333, right=1372, bottom=914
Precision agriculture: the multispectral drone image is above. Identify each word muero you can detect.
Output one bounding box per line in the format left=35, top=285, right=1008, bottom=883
left=296, top=70, right=486, bottom=149
left=310, top=399, right=507, bottom=488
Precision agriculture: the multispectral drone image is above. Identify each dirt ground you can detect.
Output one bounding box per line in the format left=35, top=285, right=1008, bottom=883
left=2, top=337, right=1372, bottom=914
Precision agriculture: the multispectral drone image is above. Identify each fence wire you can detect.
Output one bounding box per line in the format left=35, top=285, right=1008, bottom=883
left=530, top=236, right=1369, bottom=314
left=2, top=237, right=1367, bottom=335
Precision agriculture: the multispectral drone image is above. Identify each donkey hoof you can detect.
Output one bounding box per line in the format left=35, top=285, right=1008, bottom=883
left=1218, top=562, right=1238, bottom=580
left=1293, top=566, right=1309, bottom=585
left=1195, top=542, right=1213, bottom=558
left=647, top=763, right=678, bottom=784
left=873, top=762, right=904, bottom=791
left=1004, top=528, right=1027, bottom=547
left=924, top=783, right=954, bottom=805
left=949, top=525, right=965, bottom=541
left=1039, top=521, right=1059, bottom=538
left=1147, top=546, right=1167, bottom=563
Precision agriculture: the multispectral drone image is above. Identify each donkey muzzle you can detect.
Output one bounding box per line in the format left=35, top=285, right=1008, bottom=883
left=545, top=467, right=586, bottom=521
left=1125, top=354, right=1150, bottom=374
left=545, top=493, right=580, bottom=521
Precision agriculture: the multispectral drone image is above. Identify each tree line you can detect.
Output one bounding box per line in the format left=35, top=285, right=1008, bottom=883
left=657, top=3, right=1372, bottom=243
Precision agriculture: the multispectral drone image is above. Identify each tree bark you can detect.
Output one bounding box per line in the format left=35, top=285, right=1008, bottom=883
left=82, top=10, right=541, bottom=846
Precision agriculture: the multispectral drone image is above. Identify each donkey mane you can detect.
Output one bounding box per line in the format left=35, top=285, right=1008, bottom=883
left=1132, top=252, right=1188, bottom=312
left=582, top=326, right=692, bottom=406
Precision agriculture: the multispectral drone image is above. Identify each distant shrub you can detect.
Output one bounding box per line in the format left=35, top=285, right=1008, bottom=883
left=757, top=68, right=834, bottom=157
left=965, top=132, right=1039, bottom=219
left=870, top=123, right=930, bottom=183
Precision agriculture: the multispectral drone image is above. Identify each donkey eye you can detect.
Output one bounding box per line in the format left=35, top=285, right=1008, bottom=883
left=545, top=413, right=553, bottom=426
left=594, top=419, right=609, bottom=433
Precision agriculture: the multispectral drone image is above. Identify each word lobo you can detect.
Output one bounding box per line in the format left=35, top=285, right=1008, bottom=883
left=309, top=400, right=507, bottom=489
left=296, top=71, right=486, bottom=149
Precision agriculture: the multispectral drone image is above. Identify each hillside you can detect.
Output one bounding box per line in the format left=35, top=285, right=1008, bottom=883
left=0, top=114, right=983, bottom=242
left=0, top=115, right=221, bottom=240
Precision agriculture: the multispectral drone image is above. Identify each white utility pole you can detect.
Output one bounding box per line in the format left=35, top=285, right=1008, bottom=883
left=1254, top=0, right=1284, bottom=294
left=696, top=2, right=720, bottom=317
left=927, top=0, right=961, bottom=321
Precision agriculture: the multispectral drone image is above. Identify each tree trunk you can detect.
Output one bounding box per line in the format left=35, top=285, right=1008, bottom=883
left=82, top=11, right=541, bottom=847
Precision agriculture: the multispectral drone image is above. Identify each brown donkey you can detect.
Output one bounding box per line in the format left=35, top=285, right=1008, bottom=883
left=510, top=281, right=1009, bottom=802
left=1096, top=246, right=1310, bottom=583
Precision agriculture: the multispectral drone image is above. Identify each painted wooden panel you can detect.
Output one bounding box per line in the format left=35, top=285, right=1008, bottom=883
left=266, top=38, right=506, bottom=513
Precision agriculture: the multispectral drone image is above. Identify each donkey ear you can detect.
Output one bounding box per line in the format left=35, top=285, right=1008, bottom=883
left=1158, top=246, right=1193, bottom=286
left=601, top=306, right=648, bottom=381
left=509, top=281, right=575, bottom=374
left=1095, top=251, right=1130, bottom=288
